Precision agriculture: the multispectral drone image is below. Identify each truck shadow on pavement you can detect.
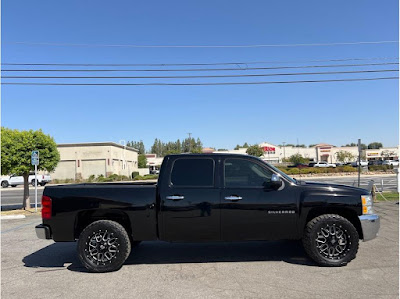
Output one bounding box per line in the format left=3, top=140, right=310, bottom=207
left=23, top=240, right=315, bottom=273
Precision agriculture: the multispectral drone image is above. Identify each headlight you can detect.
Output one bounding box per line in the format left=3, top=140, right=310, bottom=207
left=361, top=195, right=374, bottom=214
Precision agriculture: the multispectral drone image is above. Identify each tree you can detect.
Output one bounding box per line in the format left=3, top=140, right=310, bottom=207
left=234, top=143, right=249, bottom=150
left=246, top=145, right=264, bottom=157
left=288, top=153, right=308, bottom=165
left=368, top=142, right=383, bottom=149
left=138, top=154, right=147, bottom=168
left=150, top=136, right=203, bottom=156
left=1, top=128, right=60, bottom=209
left=127, top=140, right=145, bottom=154
left=344, top=143, right=367, bottom=150
left=335, top=151, right=354, bottom=164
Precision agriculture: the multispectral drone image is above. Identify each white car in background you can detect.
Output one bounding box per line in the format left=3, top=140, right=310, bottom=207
left=313, top=161, right=336, bottom=168
left=383, top=160, right=399, bottom=166
left=351, top=160, right=368, bottom=167
left=1, top=173, right=51, bottom=188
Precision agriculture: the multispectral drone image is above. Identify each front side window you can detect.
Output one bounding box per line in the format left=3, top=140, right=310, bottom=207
left=224, top=158, right=273, bottom=187
left=170, top=158, right=214, bottom=187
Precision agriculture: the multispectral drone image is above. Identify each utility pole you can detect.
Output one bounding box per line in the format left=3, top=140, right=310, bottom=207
left=358, top=139, right=361, bottom=187
left=187, top=132, right=192, bottom=153
left=282, top=142, right=286, bottom=161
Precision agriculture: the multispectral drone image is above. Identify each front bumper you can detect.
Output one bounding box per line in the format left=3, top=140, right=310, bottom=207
left=35, top=224, right=52, bottom=239
left=359, top=214, right=380, bottom=241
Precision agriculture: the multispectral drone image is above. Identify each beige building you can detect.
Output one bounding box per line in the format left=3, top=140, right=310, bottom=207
left=52, top=142, right=138, bottom=180
left=365, top=147, right=399, bottom=161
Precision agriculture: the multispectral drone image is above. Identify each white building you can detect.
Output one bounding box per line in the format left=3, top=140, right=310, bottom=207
left=52, top=142, right=139, bottom=180
left=215, top=142, right=399, bottom=164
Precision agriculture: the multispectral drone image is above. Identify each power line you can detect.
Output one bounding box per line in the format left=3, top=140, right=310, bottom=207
left=2, top=57, right=398, bottom=67
left=2, top=69, right=397, bottom=79
left=5, top=40, right=398, bottom=48
left=2, top=77, right=397, bottom=86
left=2, top=62, right=397, bottom=72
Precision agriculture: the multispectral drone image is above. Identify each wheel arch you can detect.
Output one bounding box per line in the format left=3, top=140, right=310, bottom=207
left=304, top=207, right=363, bottom=240
left=74, top=209, right=133, bottom=240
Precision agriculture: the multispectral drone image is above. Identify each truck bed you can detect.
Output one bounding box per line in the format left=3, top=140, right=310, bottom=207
left=43, top=182, right=158, bottom=241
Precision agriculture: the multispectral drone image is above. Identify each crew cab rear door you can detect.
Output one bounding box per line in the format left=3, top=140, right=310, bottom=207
left=159, top=156, right=220, bottom=242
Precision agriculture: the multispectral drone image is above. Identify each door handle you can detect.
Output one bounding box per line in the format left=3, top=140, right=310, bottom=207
left=224, top=196, right=242, bottom=201
left=166, top=195, right=185, bottom=201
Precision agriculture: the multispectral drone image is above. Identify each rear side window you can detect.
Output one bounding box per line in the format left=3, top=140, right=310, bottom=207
left=170, top=158, right=214, bottom=187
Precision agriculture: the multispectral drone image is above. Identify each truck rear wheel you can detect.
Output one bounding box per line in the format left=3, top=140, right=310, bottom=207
left=78, top=220, right=131, bottom=273
left=302, top=214, right=359, bottom=267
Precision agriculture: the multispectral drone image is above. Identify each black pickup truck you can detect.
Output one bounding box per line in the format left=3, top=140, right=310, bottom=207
left=36, top=154, right=380, bottom=272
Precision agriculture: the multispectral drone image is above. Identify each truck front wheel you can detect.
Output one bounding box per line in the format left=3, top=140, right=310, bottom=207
left=302, top=214, right=359, bottom=267
left=78, top=220, right=131, bottom=272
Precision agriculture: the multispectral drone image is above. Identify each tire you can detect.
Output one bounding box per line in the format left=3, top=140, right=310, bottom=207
left=302, top=214, right=359, bottom=267
left=11, top=185, right=17, bottom=187
left=40, top=182, right=46, bottom=186
left=1, top=181, right=9, bottom=188
left=31, top=180, right=36, bottom=187
left=78, top=220, right=131, bottom=273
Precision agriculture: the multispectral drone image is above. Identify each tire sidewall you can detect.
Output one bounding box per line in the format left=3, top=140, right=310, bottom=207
left=1, top=181, right=9, bottom=188
left=78, top=220, right=131, bottom=273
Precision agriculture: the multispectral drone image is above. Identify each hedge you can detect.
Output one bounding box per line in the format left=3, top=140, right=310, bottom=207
left=277, top=166, right=357, bottom=175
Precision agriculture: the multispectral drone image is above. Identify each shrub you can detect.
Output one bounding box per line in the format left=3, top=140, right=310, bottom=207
left=278, top=166, right=357, bottom=175
left=369, top=165, right=394, bottom=172
left=133, top=174, right=159, bottom=181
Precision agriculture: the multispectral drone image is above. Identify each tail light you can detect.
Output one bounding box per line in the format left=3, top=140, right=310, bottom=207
left=42, top=175, right=44, bottom=179
left=42, top=195, right=52, bottom=219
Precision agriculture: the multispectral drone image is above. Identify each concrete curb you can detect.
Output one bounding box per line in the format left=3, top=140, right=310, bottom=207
left=1, top=215, right=26, bottom=220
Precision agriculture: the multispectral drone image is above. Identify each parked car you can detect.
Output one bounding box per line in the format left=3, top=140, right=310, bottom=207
left=1, top=173, right=51, bottom=188
left=313, top=161, right=336, bottom=168
left=36, top=154, right=379, bottom=272
left=368, top=160, right=383, bottom=166
left=383, top=160, right=399, bottom=166
left=150, top=169, right=160, bottom=175
left=351, top=161, right=368, bottom=167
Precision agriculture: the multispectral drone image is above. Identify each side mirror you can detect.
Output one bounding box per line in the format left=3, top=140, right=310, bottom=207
left=270, top=174, right=282, bottom=189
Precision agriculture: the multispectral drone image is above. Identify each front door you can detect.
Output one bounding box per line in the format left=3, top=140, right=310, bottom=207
left=160, top=157, right=220, bottom=242
left=220, top=157, right=298, bottom=241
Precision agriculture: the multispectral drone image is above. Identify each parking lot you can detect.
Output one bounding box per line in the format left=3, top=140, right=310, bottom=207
left=1, top=202, right=398, bottom=298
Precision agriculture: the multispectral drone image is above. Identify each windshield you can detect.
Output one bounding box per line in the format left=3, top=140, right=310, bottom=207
left=261, top=160, right=297, bottom=184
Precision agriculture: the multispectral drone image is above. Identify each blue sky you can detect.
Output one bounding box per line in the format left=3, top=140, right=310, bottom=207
left=1, top=0, right=399, bottom=150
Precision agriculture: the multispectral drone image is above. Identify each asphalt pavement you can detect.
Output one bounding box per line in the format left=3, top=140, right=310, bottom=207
left=1, top=187, right=44, bottom=210
left=1, top=201, right=398, bottom=298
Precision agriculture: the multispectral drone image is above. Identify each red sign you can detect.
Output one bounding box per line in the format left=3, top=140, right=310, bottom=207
left=262, top=146, right=275, bottom=152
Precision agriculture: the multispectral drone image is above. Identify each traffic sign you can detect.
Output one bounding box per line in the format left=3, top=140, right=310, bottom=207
left=31, top=150, right=39, bottom=165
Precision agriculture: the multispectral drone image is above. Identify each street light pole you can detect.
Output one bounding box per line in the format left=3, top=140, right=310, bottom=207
left=187, top=133, right=192, bottom=153
left=357, top=139, right=361, bottom=187
left=282, top=142, right=286, bottom=161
